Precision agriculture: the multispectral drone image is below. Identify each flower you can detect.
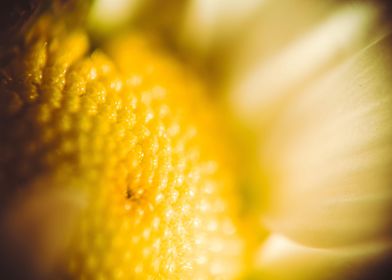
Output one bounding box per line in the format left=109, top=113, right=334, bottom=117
left=1, top=0, right=392, bottom=279
left=176, top=1, right=392, bottom=279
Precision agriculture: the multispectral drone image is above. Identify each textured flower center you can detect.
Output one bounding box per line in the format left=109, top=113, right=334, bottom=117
left=0, top=15, right=246, bottom=279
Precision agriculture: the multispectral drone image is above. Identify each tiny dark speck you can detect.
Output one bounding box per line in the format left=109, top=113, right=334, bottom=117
left=126, top=186, right=133, bottom=199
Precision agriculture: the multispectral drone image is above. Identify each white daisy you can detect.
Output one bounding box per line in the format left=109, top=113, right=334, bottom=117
left=91, top=1, right=392, bottom=278
left=2, top=0, right=392, bottom=279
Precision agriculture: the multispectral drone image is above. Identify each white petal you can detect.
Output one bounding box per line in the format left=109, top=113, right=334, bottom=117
left=254, top=234, right=392, bottom=280
left=225, top=0, right=392, bottom=248
left=228, top=2, right=383, bottom=124
left=260, top=31, right=392, bottom=247
left=181, top=0, right=265, bottom=53
left=88, top=0, right=144, bottom=34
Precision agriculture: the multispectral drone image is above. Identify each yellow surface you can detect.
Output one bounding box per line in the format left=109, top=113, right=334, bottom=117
left=0, top=16, right=246, bottom=279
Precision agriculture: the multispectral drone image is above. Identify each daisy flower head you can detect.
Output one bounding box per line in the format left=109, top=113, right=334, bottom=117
left=1, top=0, right=392, bottom=279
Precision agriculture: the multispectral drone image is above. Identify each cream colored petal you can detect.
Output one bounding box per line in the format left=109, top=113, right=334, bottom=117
left=181, top=0, right=265, bottom=54
left=224, top=0, right=392, bottom=248
left=88, top=0, right=145, bottom=34
left=228, top=2, right=384, bottom=124
left=253, top=234, right=392, bottom=280
left=258, top=31, right=392, bottom=248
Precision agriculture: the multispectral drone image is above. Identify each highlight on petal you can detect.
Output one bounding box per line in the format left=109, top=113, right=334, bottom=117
left=252, top=234, right=392, bottom=280
left=181, top=0, right=265, bottom=54
left=88, top=0, right=144, bottom=34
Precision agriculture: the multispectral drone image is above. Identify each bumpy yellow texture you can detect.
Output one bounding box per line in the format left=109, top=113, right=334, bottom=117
left=0, top=17, right=245, bottom=279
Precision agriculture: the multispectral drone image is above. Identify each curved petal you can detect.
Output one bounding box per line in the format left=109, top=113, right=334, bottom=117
left=228, top=2, right=383, bottom=123
left=259, top=31, right=392, bottom=248
left=253, top=234, right=392, bottom=280
left=226, top=1, right=392, bottom=248
left=181, top=0, right=265, bottom=54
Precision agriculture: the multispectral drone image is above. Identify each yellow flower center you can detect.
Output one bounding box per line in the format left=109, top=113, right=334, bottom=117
left=0, top=15, right=246, bottom=279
